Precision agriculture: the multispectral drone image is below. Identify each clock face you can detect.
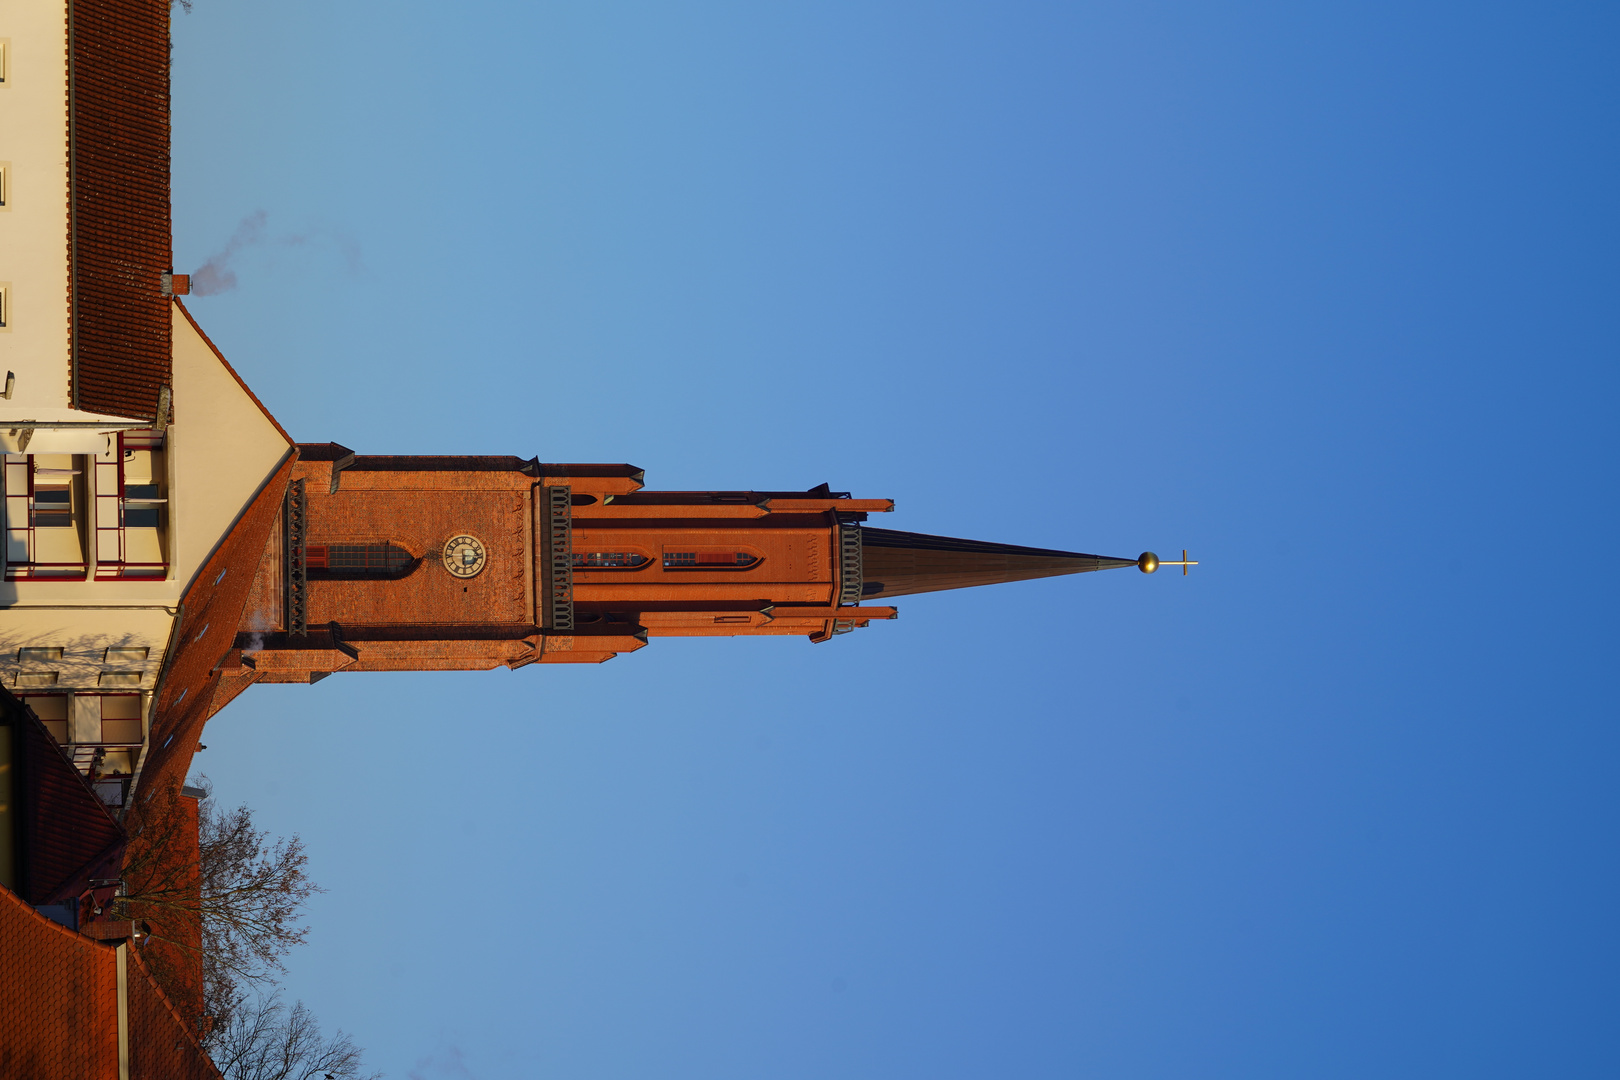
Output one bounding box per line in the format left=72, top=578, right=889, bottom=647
left=442, top=535, right=488, bottom=579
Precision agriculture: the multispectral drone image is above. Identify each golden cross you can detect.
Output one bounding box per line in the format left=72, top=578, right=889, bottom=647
left=1159, top=549, right=1198, bottom=576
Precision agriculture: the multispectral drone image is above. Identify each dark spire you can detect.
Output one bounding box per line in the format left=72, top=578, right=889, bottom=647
left=856, top=527, right=1139, bottom=600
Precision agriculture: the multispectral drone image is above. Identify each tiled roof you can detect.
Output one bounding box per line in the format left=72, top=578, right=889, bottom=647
left=1, top=686, right=127, bottom=905
left=137, top=453, right=297, bottom=803
left=0, top=885, right=119, bottom=1077
left=124, top=789, right=205, bottom=1028
left=127, top=945, right=224, bottom=1080
left=69, top=0, right=174, bottom=420
left=0, top=884, right=222, bottom=1078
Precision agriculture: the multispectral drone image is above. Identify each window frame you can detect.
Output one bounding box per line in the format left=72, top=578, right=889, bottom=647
left=4, top=453, right=88, bottom=580
left=304, top=541, right=417, bottom=579
left=660, top=548, right=764, bottom=572
left=93, top=430, right=168, bottom=580
left=571, top=550, right=654, bottom=571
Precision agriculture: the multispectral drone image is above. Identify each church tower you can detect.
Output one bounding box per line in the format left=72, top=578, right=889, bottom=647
left=228, top=444, right=1152, bottom=684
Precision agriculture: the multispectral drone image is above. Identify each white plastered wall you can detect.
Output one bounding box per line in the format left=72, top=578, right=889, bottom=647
left=0, top=0, right=71, bottom=410
left=1, top=305, right=290, bottom=607
left=0, top=605, right=172, bottom=691
left=167, top=305, right=291, bottom=590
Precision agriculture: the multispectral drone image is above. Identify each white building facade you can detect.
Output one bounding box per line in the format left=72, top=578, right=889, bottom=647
left=0, top=0, right=290, bottom=801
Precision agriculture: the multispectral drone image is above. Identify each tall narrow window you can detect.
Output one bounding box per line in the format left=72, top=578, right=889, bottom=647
left=662, top=550, right=761, bottom=571
left=306, top=542, right=415, bottom=578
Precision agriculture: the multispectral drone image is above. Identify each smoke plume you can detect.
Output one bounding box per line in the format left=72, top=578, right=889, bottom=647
left=191, top=211, right=268, bottom=295
left=191, top=210, right=362, bottom=295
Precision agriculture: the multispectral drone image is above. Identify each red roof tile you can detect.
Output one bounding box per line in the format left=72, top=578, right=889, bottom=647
left=128, top=945, right=224, bottom=1079
left=0, top=884, right=222, bottom=1078
left=123, top=787, right=205, bottom=1028
left=0, top=885, right=119, bottom=1077
left=2, top=686, right=127, bottom=905
left=137, top=453, right=297, bottom=804
left=69, top=0, right=174, bottom=420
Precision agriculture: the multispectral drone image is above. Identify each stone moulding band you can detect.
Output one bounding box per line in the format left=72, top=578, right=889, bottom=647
left=544, top=484, right=574, bottom=632
left=285, top=478, right=308, bottom=637
left=838, top=522, right=863, bottom=607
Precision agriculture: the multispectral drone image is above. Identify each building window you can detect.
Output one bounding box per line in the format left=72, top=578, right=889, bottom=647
left=122, top=485, right=161, bottom=528
left=18, top=647, right=63, bottom=664
left=0, top=284, right=8, bottom=328
left=306, top=542, right=415, bottom=578
left=662, top=550, right=761, bottom=570
left=20, top=694, right=69, bottom=743
left=105, top=646, right=148, bottom=664
left=0, top=163, right=9, bottom=209
left=20, top=693, right=144, bottom=780
left=4, top=454, right=88, bottom=579
left=96, top=695, right=144, bottom=744
left=572, top=551, right=650, bottom=570
left=93, top=430, right=168, bottom=579
left=98, top=672, right=143, bottom=688
left=32, top=483, right=71, bottom=527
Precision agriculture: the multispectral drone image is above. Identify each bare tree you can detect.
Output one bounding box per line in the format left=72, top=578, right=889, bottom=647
left=118, top=775, right=327, bottom=1048
left=121, top=778, right=322, bottom=991
left=196, top=783, right=323, bottom=989
left=118, top=779, right=377, bottom=1074
left=206, top=993, right=380, bottom=1080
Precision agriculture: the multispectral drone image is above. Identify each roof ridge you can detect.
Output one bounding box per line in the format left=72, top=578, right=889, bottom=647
left=126, top=944, right=227, bottom=1078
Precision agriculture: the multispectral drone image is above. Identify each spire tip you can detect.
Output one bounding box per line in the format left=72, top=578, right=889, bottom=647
left=1140, top=549, right=1198, bottom=576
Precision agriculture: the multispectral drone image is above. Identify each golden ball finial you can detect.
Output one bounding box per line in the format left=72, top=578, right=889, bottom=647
left=1138, top=552, right=1159, bottom=574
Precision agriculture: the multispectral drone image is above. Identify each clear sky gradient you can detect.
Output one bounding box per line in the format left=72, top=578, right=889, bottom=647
left=169, top=3, right=1618, bottom=1078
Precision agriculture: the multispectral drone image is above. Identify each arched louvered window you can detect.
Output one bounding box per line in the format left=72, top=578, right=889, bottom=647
left=307, top=543, right=416, bottom=578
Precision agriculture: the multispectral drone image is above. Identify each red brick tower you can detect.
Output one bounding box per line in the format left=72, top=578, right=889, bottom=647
left=228, top=445, right=1144, bottom=683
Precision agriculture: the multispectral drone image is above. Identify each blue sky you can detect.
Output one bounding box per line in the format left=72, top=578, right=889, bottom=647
left=171, top=2, right=1618, bottom=1077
